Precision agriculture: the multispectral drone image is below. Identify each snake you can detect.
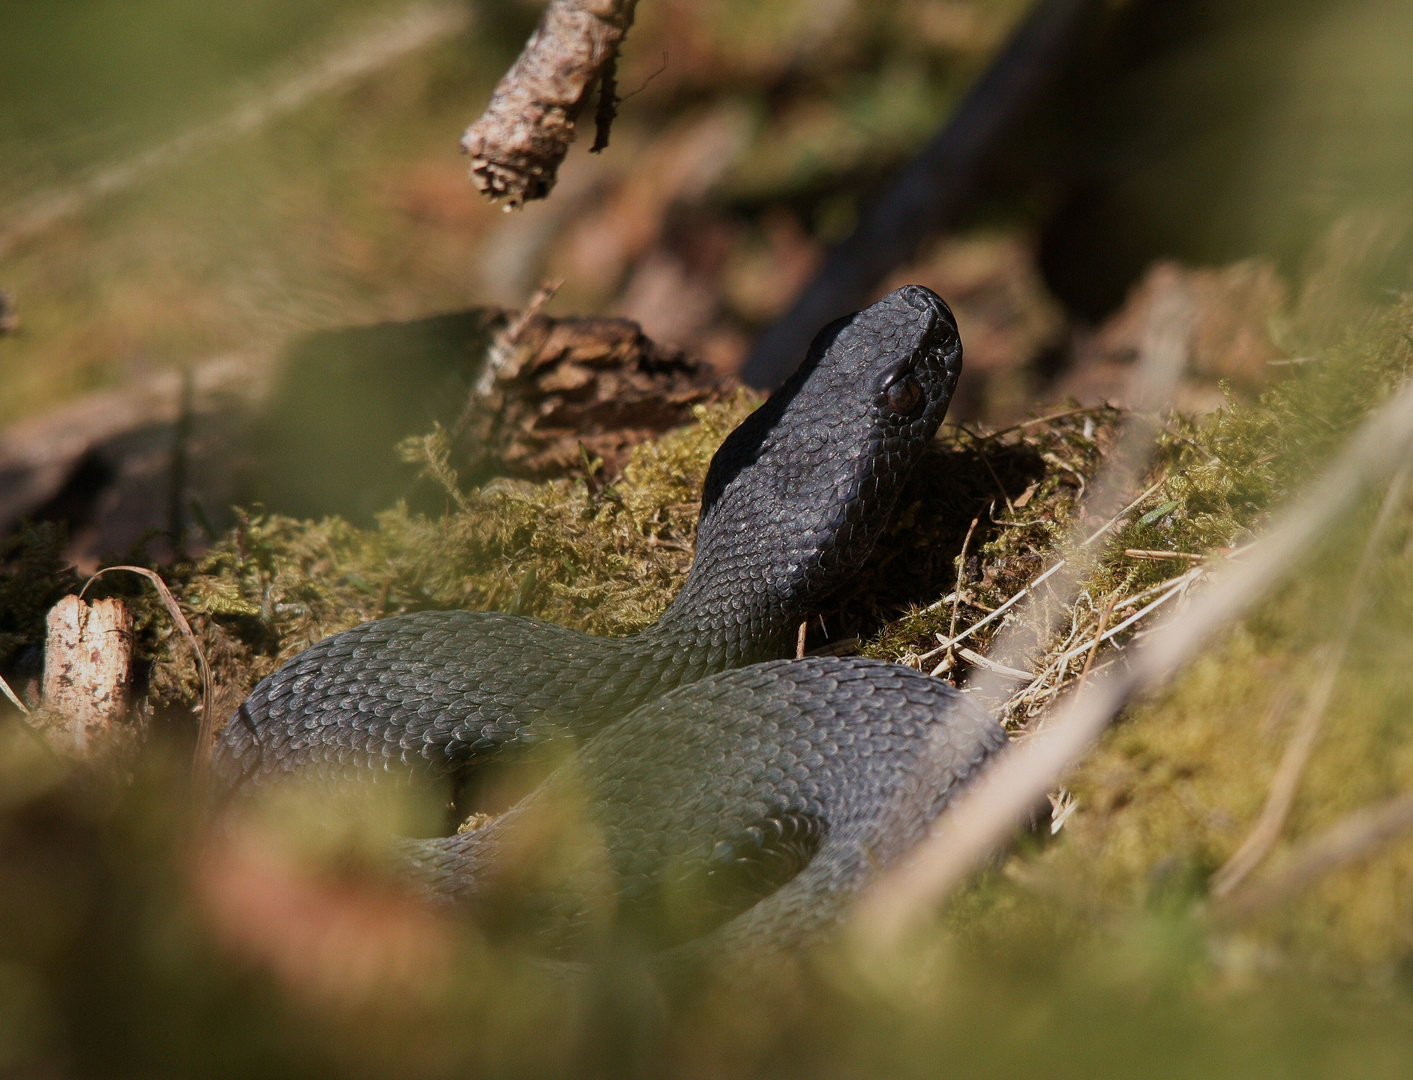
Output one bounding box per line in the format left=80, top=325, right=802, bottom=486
left=213, top=285, right=1004, bottom=961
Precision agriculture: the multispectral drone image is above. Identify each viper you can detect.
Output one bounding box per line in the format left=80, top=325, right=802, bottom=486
left=214, top=285, right=1004, bottom=960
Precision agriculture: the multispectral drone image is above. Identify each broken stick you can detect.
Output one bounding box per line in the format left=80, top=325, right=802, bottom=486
left=461, top=0, right=640, bottom=207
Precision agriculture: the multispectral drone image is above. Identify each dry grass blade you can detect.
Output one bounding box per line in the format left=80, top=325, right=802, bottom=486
left=850, top=373, right=1413, bottom=955
left=0, top=2, right=471, bottom=259
left=1216, top=790, right=1413, bottom=923
left=1050, top=570, right=1200, bottom=667
left=1073, top=598, right=1115, bottom=696
left=916, top=475, right=1170, bottom=665
left=1124, top=549, right=1204, bottom=562
left=935, top=512, right=983, bottom=670
left=1000, top=570, right=1200, bottom=717
left=0, top=672, right=28, bottom=715
left=923, top=559, right=1063, bottom=661
left=1210, top=450, right=1413, bottom=897
left=985, top=406, right=1110, bottom=439
left=956, top=647, right=1031, bottom=680
left=82, top=566, right=215, bottom=780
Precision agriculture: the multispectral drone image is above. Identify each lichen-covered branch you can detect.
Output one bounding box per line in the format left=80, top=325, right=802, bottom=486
left=461, top=0, right=639, bottom=207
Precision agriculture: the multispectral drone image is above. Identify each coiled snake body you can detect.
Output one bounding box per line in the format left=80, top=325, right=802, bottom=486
left=215, top=286, right=1004, bottom=959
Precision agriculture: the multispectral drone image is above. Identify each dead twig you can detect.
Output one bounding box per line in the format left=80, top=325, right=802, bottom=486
left=461, top=0, right=642, bottom=206
left=82, top=566, right=215, bottom=781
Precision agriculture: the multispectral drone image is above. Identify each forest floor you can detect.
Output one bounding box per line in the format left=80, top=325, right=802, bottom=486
left=8, top=1, right=1413, bottom=1076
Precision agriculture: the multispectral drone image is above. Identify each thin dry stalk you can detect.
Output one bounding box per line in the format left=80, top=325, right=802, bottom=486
left=82, top=567, right=215, bottom=780
left=1124, top=549, right=1204, bottom=562
left=459, top=281, right=562, bottom=429
left=0, top=3, right=469, bottom=259
left=1210, top=451, right=1413, bottom=897
left=1074, top=598, right=1115, bottom=696
left=850, top=373, right=1413, bottom=955
left=1003, top=572, right=1201, bottom=717
left=956, top=647, right=1031, bottom=680
left=1216, top=790, right=1413, bottom=922
left=937, top=513, right=982, bottom=673
left=985, top=406, right=1110, bottom=439
left=923, top=560, right=1062, bottom=663
left=1051, top=570, right=1201, bottom=667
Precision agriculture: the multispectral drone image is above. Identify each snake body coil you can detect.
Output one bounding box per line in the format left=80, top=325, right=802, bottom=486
left=215, top=286, right=1003, bottom=957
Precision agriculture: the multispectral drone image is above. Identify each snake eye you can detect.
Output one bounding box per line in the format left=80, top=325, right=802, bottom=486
left=885, top=373, right=923, bottom=415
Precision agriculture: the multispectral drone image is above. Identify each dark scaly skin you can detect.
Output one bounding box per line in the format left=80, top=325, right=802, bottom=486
left=402, top=657, right=1004, bottom=960
left=213, top=285, right=1001, bottom=957
left=213, top=285, right=964, bottom=789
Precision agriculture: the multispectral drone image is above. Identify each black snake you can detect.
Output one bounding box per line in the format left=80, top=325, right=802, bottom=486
left=214, top=285, right=1004, bottom=960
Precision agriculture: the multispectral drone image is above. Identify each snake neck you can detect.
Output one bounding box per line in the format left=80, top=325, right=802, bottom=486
left=643, top=575, right=802, bottom=672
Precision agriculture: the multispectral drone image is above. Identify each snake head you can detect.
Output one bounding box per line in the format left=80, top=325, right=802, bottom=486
left=803, top=284, right=962, bottom=441
left=665, top=286, right=964, bottom=657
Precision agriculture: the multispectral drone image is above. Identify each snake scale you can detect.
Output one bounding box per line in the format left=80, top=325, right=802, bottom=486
left=214, top=285, right=1004, bottom=960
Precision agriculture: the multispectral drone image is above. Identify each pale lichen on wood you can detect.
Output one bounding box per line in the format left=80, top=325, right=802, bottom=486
left=41, top=594, right=134, bottom=759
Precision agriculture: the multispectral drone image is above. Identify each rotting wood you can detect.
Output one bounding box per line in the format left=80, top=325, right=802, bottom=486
left=41, top=595, right=133, bottom=759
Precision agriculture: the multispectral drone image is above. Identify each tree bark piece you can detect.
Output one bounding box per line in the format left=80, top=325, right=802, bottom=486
left=461, top=0, right=639, bottom=207
left=41, top=595, right=133, bottom=759
left=458, top=310, right=736, bottom=480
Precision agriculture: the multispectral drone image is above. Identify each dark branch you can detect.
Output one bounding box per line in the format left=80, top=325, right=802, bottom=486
left=741, top=0, right=1102, bottom=388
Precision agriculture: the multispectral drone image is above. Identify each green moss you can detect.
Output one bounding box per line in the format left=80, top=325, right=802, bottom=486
left=937, top=300, right=1413, bottom=972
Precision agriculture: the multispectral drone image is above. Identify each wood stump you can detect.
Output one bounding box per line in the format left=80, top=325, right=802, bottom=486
left=41, top=595, right=133, bottom=759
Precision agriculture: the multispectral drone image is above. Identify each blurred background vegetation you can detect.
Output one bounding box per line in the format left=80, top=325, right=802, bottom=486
left=7, top=0, right=1413, bottom=1076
